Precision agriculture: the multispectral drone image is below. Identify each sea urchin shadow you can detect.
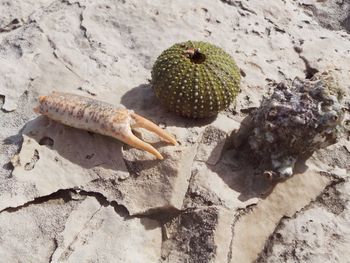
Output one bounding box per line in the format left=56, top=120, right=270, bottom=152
left=120, top=84, right=217, bottom=128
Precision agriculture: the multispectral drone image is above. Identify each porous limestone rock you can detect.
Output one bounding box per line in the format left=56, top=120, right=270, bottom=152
left=161, top=207, right=235, bottom=263
left=256, top=178, right=350, bottom=263
left=0, top=192, right=161, bottom=263
left=1, top=0, right=350, bottom=262
left=2, top=115, right=196, bottom=215
left=229, top=171, right=331, bottom=263
left=50, top=196, right=161, bottom=263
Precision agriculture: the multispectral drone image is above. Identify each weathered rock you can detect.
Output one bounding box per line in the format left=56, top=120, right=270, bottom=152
left=0, top=192, right=161, bottom=263
left=0, top=190, right=78, bottom=262
left=50, top=196, right=162, bottom=263
left=230, top=171, right=331, bottom=263
left=183, top=161, right=260, bottom=210
left=0, top=26, right=41, bottom=111
left=300, top=0, right=350, bottom=33
left=256, top=178, right=350, bottom=263
left=1, top=0, right=350, bottom=262
left=2, top=116, right=196, bottom=215
left=195, top=115, right=240, bottom=165
left=117, top=141, right=198, bottom=215
left=161, top=206, right=235, bottom=263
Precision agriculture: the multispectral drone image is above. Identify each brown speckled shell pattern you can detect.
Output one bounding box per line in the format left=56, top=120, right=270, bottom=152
left=37, top=92, right=130, bottom=139
left=35, top=92, right=178, bottom=160
left=151, top=41, right=241, bottom=118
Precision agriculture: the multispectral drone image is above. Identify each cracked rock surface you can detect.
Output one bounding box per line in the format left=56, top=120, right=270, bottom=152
left=0, top=0, right=349, bottom=262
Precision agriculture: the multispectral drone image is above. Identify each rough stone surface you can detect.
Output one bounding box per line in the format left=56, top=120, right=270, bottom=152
left=256, top=178, right=350, bottom=263
left=230, top=171, right=331, bottom=263
left=0, top=191, right=161, bottom=263
left=161, top=207, right=235, bottom=263
left=300, top=0, right=350, bottom=33
left=1, top=0, right=349, bottom=262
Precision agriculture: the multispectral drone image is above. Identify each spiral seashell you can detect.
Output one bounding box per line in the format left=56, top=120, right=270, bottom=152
left=246, top=71, right=346, bottom=180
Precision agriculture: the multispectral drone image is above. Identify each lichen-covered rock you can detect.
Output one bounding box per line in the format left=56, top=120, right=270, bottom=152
left=151, top=41, right=241, bottom=118
left=161, top=207, right=234, bottom=263
left=247, top=72, right=346, bottom=179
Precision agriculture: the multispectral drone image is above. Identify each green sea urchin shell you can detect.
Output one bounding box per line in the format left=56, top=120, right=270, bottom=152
left=151, top=41, right=241, bottom=118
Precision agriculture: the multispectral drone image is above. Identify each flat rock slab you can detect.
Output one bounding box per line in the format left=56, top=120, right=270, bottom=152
left=1, top=0, right=350, bottom=262
left=230, top=171, right=332, bottom=263
left=0, top=193, right=161, bottom=263
left=3, top=116, right=197, bottom=216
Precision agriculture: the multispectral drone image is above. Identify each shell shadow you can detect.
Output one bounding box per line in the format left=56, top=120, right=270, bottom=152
left=206, top=123, right=310, bottom=201
left=120, top=84, right=216, bottom=128
left=196, top=117, right=276, bottom=201
left=208, top=146, right=277, bottom=201
left=20, top=116, right=130, bottom=174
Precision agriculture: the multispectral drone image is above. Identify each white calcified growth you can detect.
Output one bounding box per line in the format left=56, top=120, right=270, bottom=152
left=248, top=72, right=346, bottom=180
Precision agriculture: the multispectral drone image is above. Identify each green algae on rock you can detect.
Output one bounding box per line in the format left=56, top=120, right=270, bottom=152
left=151, top=41, right=241, bottom=118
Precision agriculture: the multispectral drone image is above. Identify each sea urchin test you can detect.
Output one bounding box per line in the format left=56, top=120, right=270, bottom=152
left=151, top=41, right=241, bottom=118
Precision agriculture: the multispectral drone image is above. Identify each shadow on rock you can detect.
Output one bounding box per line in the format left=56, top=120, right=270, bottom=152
left=20, top=116, right=130, bottom=173
left=120, top=83, right=216, bottom=128
left=207, top=119, right=310, bottom=201
left=195, top=116, right=276, bottom=201
left=139, top=217, right=163, bottom=230
left=208, top=146, right=277, bottom=201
